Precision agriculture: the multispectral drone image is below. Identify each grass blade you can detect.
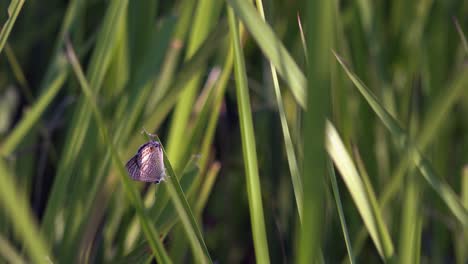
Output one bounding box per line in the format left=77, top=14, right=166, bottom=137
left=227, top=7, right=271, bottom=263
left=0, top=0, right=25, bottom=54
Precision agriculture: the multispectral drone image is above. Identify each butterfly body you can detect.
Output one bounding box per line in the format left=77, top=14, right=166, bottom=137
left=126, top=141, right=166, bottom=183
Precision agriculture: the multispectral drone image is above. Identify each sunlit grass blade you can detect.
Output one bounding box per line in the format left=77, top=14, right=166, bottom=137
left=254, top=0, right=303, bottom=223
left=326, top=122, right=394, bottom=260
left=227, top=7, right=271, bottom=263
left=226, top=0, right=306, bottom=109
left=327, top=159, right=355, bottom=264
left=65, top=41, right=172, bottom=264
left=0, top=0, right=25, bottom=54
left=0, top=160, right=50, bottom=263
left=334, top=52, right=468, bottom=227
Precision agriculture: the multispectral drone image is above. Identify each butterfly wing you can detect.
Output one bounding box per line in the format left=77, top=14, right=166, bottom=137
left=125, top=155, right=141, bottom=180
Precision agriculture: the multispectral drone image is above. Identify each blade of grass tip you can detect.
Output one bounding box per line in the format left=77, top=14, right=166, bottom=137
left=297, top=14, right=307, bottom=58
left=327, top=159, right=355, bottom=264
left=325, top=121, right=394, bottom=260
left=298, top=0, right=332, bottom=263
left=334, top=52, right=468, bottom=226
left=65, top=41, right=172, bottom=264
left=226, top=0, right=306, bottom=109
left=254, top=0, right=303, bottom=223
left=0, top=0, right=25, bottom=54
left=227, top=7, right=271, bottom=263
left=152, top=134, right=212, bottom=264
left=0, top=160, right=51, bottom=263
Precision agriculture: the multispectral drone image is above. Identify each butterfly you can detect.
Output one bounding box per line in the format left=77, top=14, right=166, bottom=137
left=126, top=138, right=166, bottom=184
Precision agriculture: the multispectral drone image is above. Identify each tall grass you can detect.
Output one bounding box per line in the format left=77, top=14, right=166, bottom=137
left=0, top=0, right=467, bottom=263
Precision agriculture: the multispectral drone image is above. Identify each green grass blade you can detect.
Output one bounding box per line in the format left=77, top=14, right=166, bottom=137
left=227, top=7, right=271, bottom=263
left=0, top=160, right=50, bottom=263
left=327, top=159, right=355, bottom=264
left=226, top=0, right=306, bottom=109
left=0, top=0, right=25, bottom=54
left=65, top=42, right=172, bottom=264
left=326, top=121, right=394, bottom=260
left=298, top=1, right=332, bottom=263
left=334, top=52, right=468, bottom=227
left=254, top=0, right=303, bottom=223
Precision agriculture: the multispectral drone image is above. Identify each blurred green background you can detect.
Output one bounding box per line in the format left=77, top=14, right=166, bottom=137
left=0, top=0, right=467, bottom=263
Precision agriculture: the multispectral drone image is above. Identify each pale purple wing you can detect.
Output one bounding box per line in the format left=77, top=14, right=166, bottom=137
left=125, top=155, right=141, bottom=180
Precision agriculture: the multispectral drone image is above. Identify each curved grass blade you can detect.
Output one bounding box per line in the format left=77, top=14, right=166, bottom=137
left=66, top=41, right=172, bottom=264
left=226, top=0, right=306, bottom=109
left=0, top=0, right=25, bottom=54
left=227, top=7, right=271, bottom=263
left=325, top=121, right=394, bottom=260
left=334, top=52, right=468, bottom=227
left=0, top=160, right=51, bottom=263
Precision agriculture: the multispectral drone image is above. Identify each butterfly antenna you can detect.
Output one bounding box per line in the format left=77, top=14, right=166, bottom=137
left=141, top=128, right=158, bottom=141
